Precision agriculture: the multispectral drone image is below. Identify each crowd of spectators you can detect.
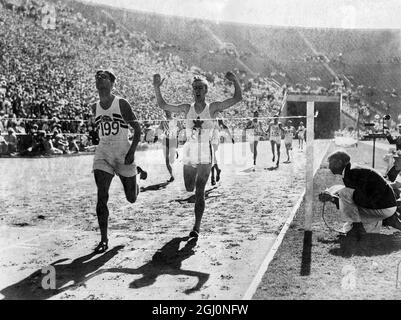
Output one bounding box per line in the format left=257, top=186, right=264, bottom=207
left=13, top=0, right=401, bottom=154
left=0, top=0, right=289, bottom=156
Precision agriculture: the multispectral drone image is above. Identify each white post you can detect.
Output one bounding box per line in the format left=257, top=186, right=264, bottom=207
left=304, top=101, right=315, bottom=231
left=340, top=93, right=344, bottom=130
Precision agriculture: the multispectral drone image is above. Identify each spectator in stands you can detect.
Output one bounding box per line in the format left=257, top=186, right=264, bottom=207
left=41, top=118, right=50, bottom=133
left=29, top=130, right=46, bottom=155
left=0, top=111, right=5, bottom=133
left=0, top=0, right=286, bottom=150
left=0, top=128, right=8, bottom=155
left=67, top=135, right=79, bottom=153
left=41, top=131, right=63, bottom=155
left=4, top=127, right=17, bottom=154
left=30, top=123, right=38, bottom=134
left=53, top=133, right=69, bottom=154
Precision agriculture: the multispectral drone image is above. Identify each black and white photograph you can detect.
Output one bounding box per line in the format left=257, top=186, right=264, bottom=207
left=1, top=0, right=401, bottom=304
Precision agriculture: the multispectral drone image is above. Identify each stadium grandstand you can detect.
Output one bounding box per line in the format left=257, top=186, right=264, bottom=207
left=0, top=0, right=400, bottom=154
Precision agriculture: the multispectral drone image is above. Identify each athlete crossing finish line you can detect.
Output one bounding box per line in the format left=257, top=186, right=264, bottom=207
left=91, top=69, right=146, bottom=254
left=156, top=110, right=179, bottom=182
left=267, top=114, right=284, bottom=169
left=283, top=119, right=295, bottom=163
left=210, top=118, right=234, bottom=184
left=153, top=71, right=242, bottom=238
left=245, top=111, right=263, bottom=170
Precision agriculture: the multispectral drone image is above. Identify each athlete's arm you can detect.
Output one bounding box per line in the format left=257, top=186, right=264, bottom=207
left=120, top=99, right=141, bottom=165
left=210, top=71, right=242, bottom=115
left=279, top=122, right=285, bottom=133
left=258, top=122, right=265, bottom=134
left=153, top=74, right=190, bottom=113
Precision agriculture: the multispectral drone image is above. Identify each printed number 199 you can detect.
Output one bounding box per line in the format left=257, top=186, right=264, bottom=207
left=100, top=121, right=119, bottom=136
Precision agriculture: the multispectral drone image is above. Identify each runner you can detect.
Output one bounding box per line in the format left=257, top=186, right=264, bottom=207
left=297, top=121, right=306, bottom=151
left=245, top=111, right=264, bottom=170
left=210, top=120, right=221, bottom=185
left=157, top=110, right=178, bottom=182
left=210, top=118, right=234, bottom=184
left=217, top=119, right=235, bottom=144
left=283, top=119, right=295, bottom=163
left=92, top=69, right=144, bottom=253
left=267, top=114, right=284, bottom=168
left=153, top=72, right=242, bottom=238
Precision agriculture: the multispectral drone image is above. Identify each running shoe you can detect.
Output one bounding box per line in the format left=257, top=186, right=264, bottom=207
left=94, top=241, right=108, bottom=254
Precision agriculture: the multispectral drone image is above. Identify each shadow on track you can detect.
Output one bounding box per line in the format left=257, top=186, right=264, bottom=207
left=95, top=237, right=209, bottom=294
left=329, top=232, right=401, bottom=258
left=171, top=187, right=218, bottom=204
left=140, top=181, right=171, bottom=192
left=0, top=246, right=124, bottom=300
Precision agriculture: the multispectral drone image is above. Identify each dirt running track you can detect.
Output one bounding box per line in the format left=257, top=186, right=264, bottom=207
left=0, top=140, right=330, bottom=300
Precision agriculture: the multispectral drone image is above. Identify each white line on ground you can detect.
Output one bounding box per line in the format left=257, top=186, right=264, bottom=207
left=15, top=245, right=42, bottom=249
left=242, top=141, right=331, bottom=300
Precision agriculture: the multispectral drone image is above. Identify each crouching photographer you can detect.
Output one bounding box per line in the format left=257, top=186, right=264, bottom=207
left=319, top=150, right=401, bottom=238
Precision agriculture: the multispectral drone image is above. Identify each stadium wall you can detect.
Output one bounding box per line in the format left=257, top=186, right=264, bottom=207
left=284, top=100, right=341, bottom=139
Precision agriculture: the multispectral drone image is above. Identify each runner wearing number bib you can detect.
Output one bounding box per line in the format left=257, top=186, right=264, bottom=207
left=93, top=96, right=136, bottom=176
left=91, top=69, right=142, bottom=254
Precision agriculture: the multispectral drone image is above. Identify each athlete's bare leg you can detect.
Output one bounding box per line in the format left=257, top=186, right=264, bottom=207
left=299, top=138, right=303, bottom=150
left=184, top=164, right=197, bottom=192
left=119, top=174, right=139, bottom=203
left=249, top=142, right=254, bottom=154
left=210, top=146, right=217, bottom=185
left=253, top=140, right=258, bottom=165
left=193, top=164, right=212, bottom=234
left=276, top=144, right=281, bottom=167
left=165, top=151, right=173, bottom=180
left=94, top=169, right=114, bottom=245
left=270, top=141, right=276, bottom=162
left=163, top=137, right=175, bottom=181
left=211, top=145, right=221, bottom=182
left=285, top=145, right=291, bottom=162
left=165, top=157, right=173, bottom=179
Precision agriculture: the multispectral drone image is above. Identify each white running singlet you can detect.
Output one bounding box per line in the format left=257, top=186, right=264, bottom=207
left=183, top=103, right=215, bottom=166
left=93, top=96, right=137, bottom=177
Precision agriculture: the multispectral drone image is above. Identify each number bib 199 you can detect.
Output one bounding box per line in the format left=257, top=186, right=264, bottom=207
left=99, top=121, right=120, bottom=136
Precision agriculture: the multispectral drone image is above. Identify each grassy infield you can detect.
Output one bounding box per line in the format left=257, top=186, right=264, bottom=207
left=254, top=141, right=401, bottom=300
